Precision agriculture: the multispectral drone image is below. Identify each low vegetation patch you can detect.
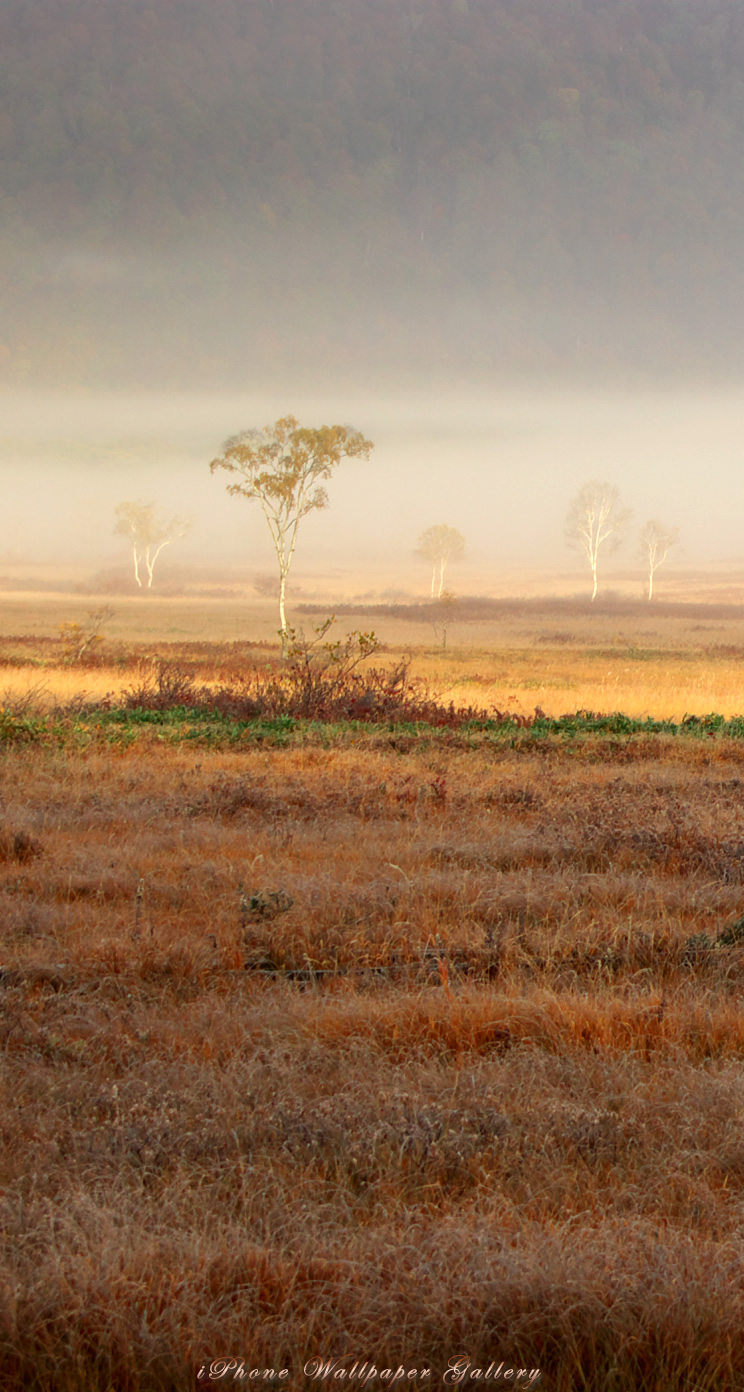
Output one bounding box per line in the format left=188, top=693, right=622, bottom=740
left=4, top=623, right=744, bottom=750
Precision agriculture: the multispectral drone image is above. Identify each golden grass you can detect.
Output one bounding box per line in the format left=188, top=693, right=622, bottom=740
left=0, top=664, right=130, bottom=708
left=426, top=650, right=744, bottom=720
left=5, top=646, right=744, bottom=721
left=5, top=598, right=744, bottom=1385
left=4, top=719, right=744, bottom=1386
left=6, top=584, right=744, bottom=718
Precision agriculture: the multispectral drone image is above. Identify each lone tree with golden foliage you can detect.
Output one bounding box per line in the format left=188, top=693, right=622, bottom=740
left=639, top=519, right=679, bottom=600
left=210, top=414, right=374, bottom=653
left=564, top=481, right=631, bottom=601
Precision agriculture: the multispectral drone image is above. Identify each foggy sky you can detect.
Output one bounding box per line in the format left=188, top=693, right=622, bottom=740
left=4, top=0, right=744, bottom=589
left=1, top=388, right=740, bottom=582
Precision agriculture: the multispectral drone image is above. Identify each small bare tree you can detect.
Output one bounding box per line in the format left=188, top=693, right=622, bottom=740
left=416, top=524, right=465, bottom=598
left=639, top=520, right=679, bottom=600
left=58, top=605, right=115, bottom=663
left=209, top=414, right=373, bottom=654
left=114, top=501, right=191, bottom=589
left=430, top=592, right=458, bottom=650
left=564, top=482, right=631, bottom=601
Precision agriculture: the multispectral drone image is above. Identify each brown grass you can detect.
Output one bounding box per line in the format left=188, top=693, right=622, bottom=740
left=4, top=593, right=744, bottom=1387
left=5, top=588, right=744, bottom=718
left=4, top=677, right=744, bottom=1388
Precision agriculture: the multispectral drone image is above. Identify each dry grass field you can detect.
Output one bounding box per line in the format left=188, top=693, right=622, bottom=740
left=5, top=582, right=744, bottom=719
left=4, top=590, right=744, bottom=1389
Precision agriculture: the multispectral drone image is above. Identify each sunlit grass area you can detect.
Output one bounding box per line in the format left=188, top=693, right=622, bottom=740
left=5, top=589, right=744, bottom=1387
left=0, top=665, right=130, bottom=708
left=4, top=644, right=744, bottom=722
left=427, top=651, right=744, bottom=721
left=4, top=584, right=744, bottom=724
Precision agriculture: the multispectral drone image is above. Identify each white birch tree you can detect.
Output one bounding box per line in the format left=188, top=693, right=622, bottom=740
left=639, top=520, right=679, bottom=600
left=114, top=501, right=191, bottom=589
left=209, top=414, right=373, bottom=654
left=564, top=482, right=631, bottom=601
left=416, top=524, right=465, bottom=598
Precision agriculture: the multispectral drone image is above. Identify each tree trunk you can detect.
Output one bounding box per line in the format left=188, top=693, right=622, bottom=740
left=133, top=544, right=142, bottom=587
left=591, top=563, right=598, bottom=601
left=430, top=565, right=436, bottom=599
left=279, top=569, right=288, bottom=656
left=648, top=568, right=654, bottom=601
left=438, top=559, right=446, bottom=598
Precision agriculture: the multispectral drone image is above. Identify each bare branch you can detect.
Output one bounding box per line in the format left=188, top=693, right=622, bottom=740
left=639, top=519, right=679, bottom=599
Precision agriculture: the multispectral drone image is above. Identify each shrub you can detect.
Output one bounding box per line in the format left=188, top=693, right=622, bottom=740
left=111, top=621, right=528, bottom=728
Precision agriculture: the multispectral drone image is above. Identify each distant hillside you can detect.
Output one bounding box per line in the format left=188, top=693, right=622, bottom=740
left=3, top=0, right=744, bottom=384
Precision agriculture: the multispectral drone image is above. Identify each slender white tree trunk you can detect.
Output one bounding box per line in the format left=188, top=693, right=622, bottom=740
left=648, top=567, right=654, bottom=601
left=146, top=539, right=171, bottom=589
left=265, top=509, right=299, bottom=658
left=430, top=565, right=436, bottom=598
left=279, top=568, right=288, bottom=656
left=133, top=543, right=142, bottom=587
left=438, top=558, right=446, bottom=598
left=591, top=560, right=598, bottom=601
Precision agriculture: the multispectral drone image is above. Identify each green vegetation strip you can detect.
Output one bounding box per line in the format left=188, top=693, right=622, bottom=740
left=4, top=704, right=744, bottom=747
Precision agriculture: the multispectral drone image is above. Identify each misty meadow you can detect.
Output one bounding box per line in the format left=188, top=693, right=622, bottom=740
left=5, top=2, right=744, bottom=1390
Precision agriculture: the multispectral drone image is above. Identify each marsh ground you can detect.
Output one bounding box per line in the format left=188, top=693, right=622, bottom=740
left=3, top=585, right=744, bottom=1389
left=4, top=581, right=744, bottom=720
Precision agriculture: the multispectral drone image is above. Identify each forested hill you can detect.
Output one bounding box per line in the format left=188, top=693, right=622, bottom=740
left=3, top=0, right=744, bottom=386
